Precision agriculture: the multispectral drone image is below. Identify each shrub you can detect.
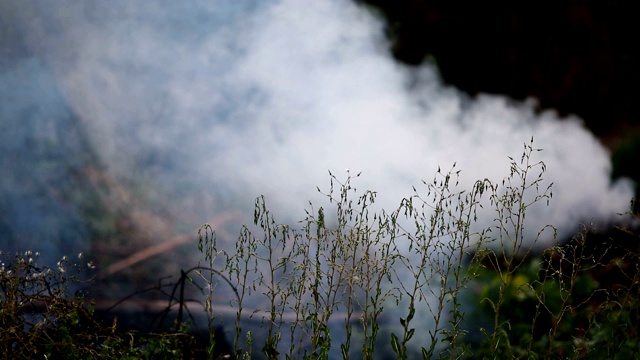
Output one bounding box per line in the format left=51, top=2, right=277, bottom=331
left=0, top=251, right=190, bottom=359
left=469, top=223, right=639, bottom=359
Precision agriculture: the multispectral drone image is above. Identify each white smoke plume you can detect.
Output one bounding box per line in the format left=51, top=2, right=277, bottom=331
left=2, top=0, right=631, bottom=243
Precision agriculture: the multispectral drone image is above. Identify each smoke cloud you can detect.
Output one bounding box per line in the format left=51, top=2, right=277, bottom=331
left=4, top=1, right=632, bottom=231
left=0, top=0, right=635, bottom=353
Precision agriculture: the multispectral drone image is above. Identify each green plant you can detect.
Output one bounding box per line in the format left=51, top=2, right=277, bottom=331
left=0, top=250, right=191, bottom=359
left=0, top=251, right=93, bottom=358
left=469, top=221, right=640, bottom=359
left=198, top=172, right=405, bottom=359
left=6, top=138, right=638, bottom=359
left=469, top=140, right=555, bottom=359
left=389, top=163, right=489, bottom=360
left=195, top=139, right=598, bottom=359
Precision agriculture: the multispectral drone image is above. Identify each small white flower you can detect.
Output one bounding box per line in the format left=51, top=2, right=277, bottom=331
left=78, top=252, right=83, bottom=259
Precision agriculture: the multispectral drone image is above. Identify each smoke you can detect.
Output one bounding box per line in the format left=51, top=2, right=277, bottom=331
left=0, top=58, right=94, bottom=262
left=4, top=0, right=632, bottom=235
left=0, top=0, right=634, bottom=355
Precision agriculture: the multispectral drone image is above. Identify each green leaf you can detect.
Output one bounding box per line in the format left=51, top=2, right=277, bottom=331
left=406, top=328, right=415, bottom=341
left=407, top=306, right=415, bottom=322
left=341, top=344, right=348, bottom=359
left=391, top=333, right=400, bottom=354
